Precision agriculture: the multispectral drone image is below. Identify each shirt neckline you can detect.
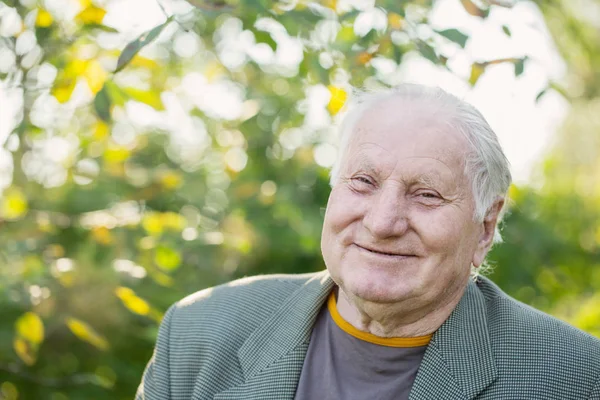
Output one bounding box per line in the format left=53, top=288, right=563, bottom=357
left=327, top=290, right=433, bottom=348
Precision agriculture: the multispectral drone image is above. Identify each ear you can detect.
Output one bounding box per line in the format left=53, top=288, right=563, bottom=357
left=472, top=197, right=505, bottom=268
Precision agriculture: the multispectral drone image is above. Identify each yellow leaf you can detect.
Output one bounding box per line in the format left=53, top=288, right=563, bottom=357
left=1, top=187, right=28, bottom=220
left=23, top=255, right=44, bottom=276
left=15, top=312, right=44, bottom=344
left=66, top=317, right=109, bottom=350
left=91, top=226, right=113, bottom=245
left=204, top=61, right=224, bottom=82
left=508, top=184, right=522, bottom=202
left=142, top=212, right=163, bottom=235
left=128, top=56, right=159, bottom=70
left=469, top=63, right=485, bottom=85
left=76, top=6, right=106, bottom=25
left=46, top=244, right=65, bottom=258
left=94, top=121, right=109, bottom=139
left=357, top=52, right=373, bottom=65
left=13, top=337, right=36, bottom=366
left=154, top=245, right=181, bottom=271
left=327, top=86, right=347, bottom=115
left=336, top=25, right=356, bottom=43
left=322, top=0, right=336, bottom=10
left=388, top=12, right=404, bottom=30
left=158, top=171, right=182, bottom=190
left=234, top=182, right=259, bottom=199
left=57, top=272, right=75, bottom=287
left=149, top=269, right=174, bottom=288
left=115, top=287, right=151, bottom=316
left=0, top=382, right=19, bottom=400
left=569, top=294, right=600, bottom=336
left=84, top=60, right=107, bottom=95
left=52, top=80, right=77, bottom=103
left=66, top=59, right=87, bottom=75
left=103, top=146, right=130, bottom=163
left=123, top=87, right=164, bottom=110
left=36, top=9, right=54, bottom=27
left=162, top=212, right=185, bottom=231
left=95, top=365, right=117, bottom=389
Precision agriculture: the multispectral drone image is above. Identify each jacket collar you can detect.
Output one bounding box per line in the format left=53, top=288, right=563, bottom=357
left=213, top=270, right=333, bottom=400
left=214, top=271, right=497, bottom=400
left=237, top=270, right=334, bottom=379
left=409, top=276, right=498, bottom=399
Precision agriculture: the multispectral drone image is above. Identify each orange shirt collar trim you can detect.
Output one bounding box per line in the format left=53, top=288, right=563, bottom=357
left=327, top=290, right=432, bottom=348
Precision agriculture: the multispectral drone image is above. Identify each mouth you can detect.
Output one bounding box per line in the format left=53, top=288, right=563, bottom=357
left=354, top=243, right=415, bottom=258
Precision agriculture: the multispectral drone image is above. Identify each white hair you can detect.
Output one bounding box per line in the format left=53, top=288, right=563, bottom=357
left=329, top=84, right=512, bottom=238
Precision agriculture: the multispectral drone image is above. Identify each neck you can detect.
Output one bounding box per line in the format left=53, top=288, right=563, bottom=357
left=335, top=284, right=468, bottom=338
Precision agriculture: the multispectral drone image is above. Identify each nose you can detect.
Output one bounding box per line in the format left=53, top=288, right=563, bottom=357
left=362, top=186, right=409, bottom=239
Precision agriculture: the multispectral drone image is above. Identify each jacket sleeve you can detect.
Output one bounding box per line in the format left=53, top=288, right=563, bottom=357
left=135, top=305, right=176, bottom=400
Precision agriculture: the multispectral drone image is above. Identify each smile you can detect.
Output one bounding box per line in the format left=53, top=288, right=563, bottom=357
left=354, top=244, right=415, bottom=258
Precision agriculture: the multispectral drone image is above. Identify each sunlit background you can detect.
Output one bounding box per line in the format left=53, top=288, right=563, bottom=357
left=1, top=0, right=599, bottom=398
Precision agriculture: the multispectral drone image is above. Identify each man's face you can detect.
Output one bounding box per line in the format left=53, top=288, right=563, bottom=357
left=321, top=98, right=484, bottom=306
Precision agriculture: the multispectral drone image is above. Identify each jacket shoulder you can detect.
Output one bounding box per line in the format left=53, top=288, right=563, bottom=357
left=158, top=272, right=320, bottom=398
left=478, top=277, right=600, bottom=377
left=172, top=272, right=317, bottom=329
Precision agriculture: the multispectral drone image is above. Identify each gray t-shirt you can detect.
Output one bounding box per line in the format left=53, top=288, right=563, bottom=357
left=294, top=289, right=431, bottom=400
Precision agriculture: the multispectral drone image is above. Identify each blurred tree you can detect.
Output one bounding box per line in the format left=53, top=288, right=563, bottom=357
left=490, top=0, right=600, bottom=337
left=0, top=0, right=596, bottom=398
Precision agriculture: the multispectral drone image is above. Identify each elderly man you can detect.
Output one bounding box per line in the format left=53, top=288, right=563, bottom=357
left=137, top=84, right=600, bottom=400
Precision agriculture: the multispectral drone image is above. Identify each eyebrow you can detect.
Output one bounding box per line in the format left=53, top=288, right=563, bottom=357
left=348, top=155, right=448, bottom=189
left=347, top=154, right=383, bottom=176
left=411, top=173, right=442, bottom=188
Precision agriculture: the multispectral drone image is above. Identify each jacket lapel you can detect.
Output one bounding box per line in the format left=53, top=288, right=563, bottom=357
left=213, top=271, right=334, bottom=400
left=409, top=278, right=498, bottom=399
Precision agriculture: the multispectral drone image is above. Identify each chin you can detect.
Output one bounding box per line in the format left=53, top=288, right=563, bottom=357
left=339, top=268, right=420, bottom=304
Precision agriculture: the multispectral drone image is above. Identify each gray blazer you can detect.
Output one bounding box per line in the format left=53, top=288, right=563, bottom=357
left=136, top=270, right=600, bottom=399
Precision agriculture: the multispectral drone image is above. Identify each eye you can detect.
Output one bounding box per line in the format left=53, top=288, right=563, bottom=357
left=416, top=190, right=442, bottom=200
left=353, top=176, right=373, bottom=185
left=348, top=175, right=375, bottom=192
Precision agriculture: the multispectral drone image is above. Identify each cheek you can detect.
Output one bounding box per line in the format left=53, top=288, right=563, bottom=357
left=413, top=208, right=475, bottom=254
left=323, top=188, right=363, bottom=234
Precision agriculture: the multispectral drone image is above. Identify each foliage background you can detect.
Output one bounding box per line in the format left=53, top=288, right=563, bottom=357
left=0, top=0, right=599, bottom=398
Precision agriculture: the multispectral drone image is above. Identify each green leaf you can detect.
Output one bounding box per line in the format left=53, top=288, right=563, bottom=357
left=535, top=87, right=548, bottom=103
left=338, top=9, right=361, bottom=22
left=436, top=28, right=469, bottom=48
left=502, top=25, right=511, bottom=37
left=81, top=23, right=119, bottom=34
left=94, top=84, right=111, bottom=122
left=104, top=80, right=128, bottom=107
left=115, top=17, right=173, bottom=73
left=278, top=9, right=322, bottom=36
left=393, top=45, right=404, bottom=64
left=549, top=82, right=569, bottom=99
left=185, top=0, right=234, bottom=12
left=514, top=57, right=526, bottom=77
left=254, top=30, right=277, bottom=51
left=417, top=41, right=440, bottom=64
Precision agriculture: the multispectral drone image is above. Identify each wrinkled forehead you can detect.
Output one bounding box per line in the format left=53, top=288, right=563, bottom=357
left=346, top=97, right=471, bottom=170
